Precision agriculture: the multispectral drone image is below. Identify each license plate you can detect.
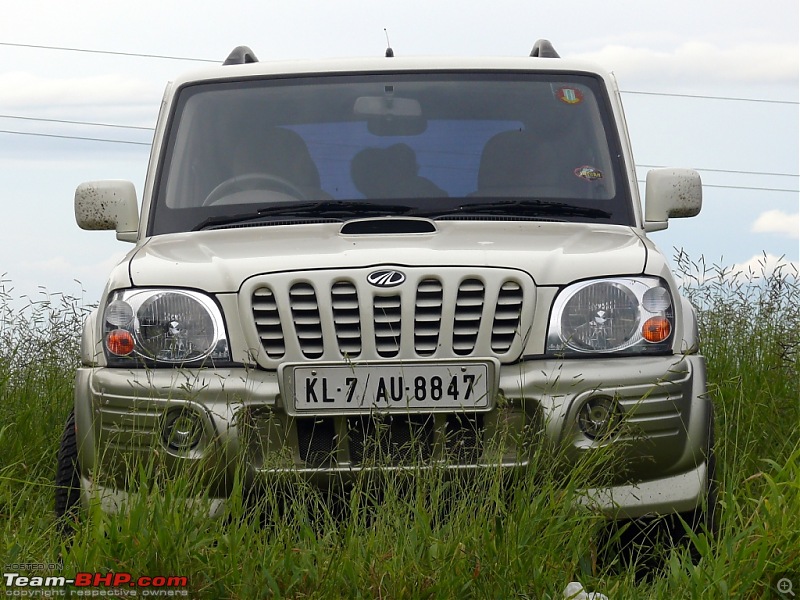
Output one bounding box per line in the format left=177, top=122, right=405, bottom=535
left=286, top=362, right=492, bottom=414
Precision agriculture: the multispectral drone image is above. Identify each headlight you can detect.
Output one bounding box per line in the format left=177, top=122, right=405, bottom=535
left=546, top=277, right=674, bottom=355
left=102, top=289, right=230, bottom=365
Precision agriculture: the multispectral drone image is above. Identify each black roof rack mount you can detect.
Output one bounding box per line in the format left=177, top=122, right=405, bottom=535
left=530, top=39, right=560, bottom=58
left=223, top=46, right=259, bottom=66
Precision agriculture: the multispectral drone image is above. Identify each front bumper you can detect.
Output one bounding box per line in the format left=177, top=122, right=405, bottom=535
left=74, top=354, right=711, bottom=519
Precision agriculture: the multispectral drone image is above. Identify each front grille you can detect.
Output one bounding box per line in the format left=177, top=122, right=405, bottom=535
left=248, top=267, right=534, bottom=366
left=444, top=413, right=484, bottom=463
left=291, top=414, right=485, bottom=468
left=348, top=415, right=435, bottom=465
left=296, top=417, right=337, bottom=467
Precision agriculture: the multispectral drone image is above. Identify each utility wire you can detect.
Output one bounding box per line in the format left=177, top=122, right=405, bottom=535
left=0, top=113, right=154, bottom=131
left=620, top=89, right=799, bottom=106
left=1, top=40, right=797, bottom=106
left=2, top=127, right=797, bottom=191
left=636, top=179, right=799, bottom=193
left=4, top=123, right=797, bottom=181
left=637, top=164, right=799, bottom=178
left=1, top=128, right=798, bottom=189
left=0, top=130, right=796, bottom=191
left=0, top=41, right=217, bottom=63
left=700, top=183, right=799, bottom=193
left=0, top=129, right=150, bottom=146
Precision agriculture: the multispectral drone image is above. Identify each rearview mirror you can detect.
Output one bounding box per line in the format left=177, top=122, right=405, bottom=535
left=355, top=95, right=427, bottom=136
left=354, top=95, right=422, bottom=117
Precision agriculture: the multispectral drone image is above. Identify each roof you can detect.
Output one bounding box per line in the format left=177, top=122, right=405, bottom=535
left=170, top=53, right=615, bottom=88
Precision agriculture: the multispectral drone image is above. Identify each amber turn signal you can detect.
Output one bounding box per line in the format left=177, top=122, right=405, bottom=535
left=642, top=317, right=671, bottom=343
left=106, top=329, right=135, bottom=356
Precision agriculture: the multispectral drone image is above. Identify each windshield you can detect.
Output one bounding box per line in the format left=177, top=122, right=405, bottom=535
left=150, top=72, right=633, bottom=235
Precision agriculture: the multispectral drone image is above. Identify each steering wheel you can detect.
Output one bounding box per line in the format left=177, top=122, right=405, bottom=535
left=203, top=173, right=308, bottom=206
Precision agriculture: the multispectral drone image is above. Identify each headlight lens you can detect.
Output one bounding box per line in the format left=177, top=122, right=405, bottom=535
left=102, top=289, right=230, bottom=365
left=547, top=277, right=674, bottom=355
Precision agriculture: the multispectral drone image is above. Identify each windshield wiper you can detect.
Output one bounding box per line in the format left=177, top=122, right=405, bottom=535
left=193, top=199, right=612, bottom=231
left=411, top=199, right=612, bottom=220
left=192, top=201, right=416, bottom=231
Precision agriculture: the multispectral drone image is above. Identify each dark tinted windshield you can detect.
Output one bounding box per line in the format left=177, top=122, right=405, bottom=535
left=150, top=72, right=633, bottom=234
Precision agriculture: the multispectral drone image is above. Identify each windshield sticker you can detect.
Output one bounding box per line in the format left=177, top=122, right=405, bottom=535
left=574, top=165, right=604, bottom=182
left=556, top=86, right=584, bottom=105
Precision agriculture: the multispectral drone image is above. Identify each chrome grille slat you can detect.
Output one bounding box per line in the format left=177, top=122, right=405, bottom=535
left=251, top=287, right=285, bottom=358
left=452, top=278, right=485, bottom=355
left=414, top=278, right=443, bottom=355
left=289, top=283, right=323, bottom=358
left=331, top=280, right=362, bottom=357
left=249, top=268, right=533, bottom=364
left=491, top=281, right=523, bottom=352
left=373, top=294, right=402, bottom=358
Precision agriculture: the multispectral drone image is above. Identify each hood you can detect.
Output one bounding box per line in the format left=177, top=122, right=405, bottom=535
left=128, top=220, right=647, bottom=291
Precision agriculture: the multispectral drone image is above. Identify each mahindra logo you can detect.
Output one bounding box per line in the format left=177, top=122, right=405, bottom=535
left=367, top=269, right=406, bottom=288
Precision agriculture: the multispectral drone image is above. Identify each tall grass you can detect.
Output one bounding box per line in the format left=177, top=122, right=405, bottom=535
left=1, top=278, right=90, bottom=566
left=1, top=256, right=798, bottom=599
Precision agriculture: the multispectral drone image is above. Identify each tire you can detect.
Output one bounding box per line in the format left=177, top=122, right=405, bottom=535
left=599, top=420, right=718, bottom=576
left=651, top=421, right=719, bottom=559
left=675, top=419, right=719, bottom=551
left=54, top=410, right=82, bottom=533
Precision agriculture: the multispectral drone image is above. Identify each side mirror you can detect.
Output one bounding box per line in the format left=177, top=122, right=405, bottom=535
left=643, top=168, right=702, bottom=232
left=75, top=180, right=139, bottom=242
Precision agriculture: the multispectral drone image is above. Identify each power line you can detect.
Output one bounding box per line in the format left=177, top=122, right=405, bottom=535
left=5, top=116, right=800, bottom=176
left=1, top=40, right=797, bottom=106
left=1, top=127, right=798, bottom=190
left=0, top=41, right=217, bottom=63
left=637, top=164, right=799, bottom=178
left=0, top=129, right=150, bottom=146
left=2, top=127, right=797, bottom=191
left=4, top=120, right=797, bottom=181
left=620, top=89, right=799, bottom=106
left=700, top=183, right=799, bottom=193
left=0, top=114, right=154, bottom=131
left=636, top=179, right=799, bottom=193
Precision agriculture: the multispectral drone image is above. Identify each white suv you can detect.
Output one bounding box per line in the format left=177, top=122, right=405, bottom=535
left=58, top=41, right=713, bottom=532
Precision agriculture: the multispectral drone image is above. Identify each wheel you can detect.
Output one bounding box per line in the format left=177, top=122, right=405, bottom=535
left=203, top=173, right=308, bottom=205
left=673, top=419, right=719, bottom=547
left=54, top=410, right=81, bottom=532
left=598, top=420, right=718, bottom=576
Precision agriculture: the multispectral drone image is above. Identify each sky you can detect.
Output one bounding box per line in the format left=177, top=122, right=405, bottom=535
left=0, top=0, right=798, bottom=306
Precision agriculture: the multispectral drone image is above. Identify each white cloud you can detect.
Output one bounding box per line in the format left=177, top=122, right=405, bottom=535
left=23, top=252, right=126, bottom=279
left=0, top=72, right=158, bottom=121
left=0, top=72, right=157, bottom=159
left=574, top=42, right=800, bottom=86
left=730, top=253, right=798, bottom=281
left=752, top=210, right=800, bottom=238
left=17, top=252, right=127, bottom=300
left=675, top=252, right=798, bottom=287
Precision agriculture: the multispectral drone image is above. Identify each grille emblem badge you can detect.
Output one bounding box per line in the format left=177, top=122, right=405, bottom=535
left=367, top=269, right=406, bottom=288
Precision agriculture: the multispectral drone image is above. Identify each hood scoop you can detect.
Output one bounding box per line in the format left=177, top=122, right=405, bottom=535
left=340, top=217, right=437, bottom=235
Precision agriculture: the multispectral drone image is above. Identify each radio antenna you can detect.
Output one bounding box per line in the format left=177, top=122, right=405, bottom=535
left=384, top=28, right=394, bottom=57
